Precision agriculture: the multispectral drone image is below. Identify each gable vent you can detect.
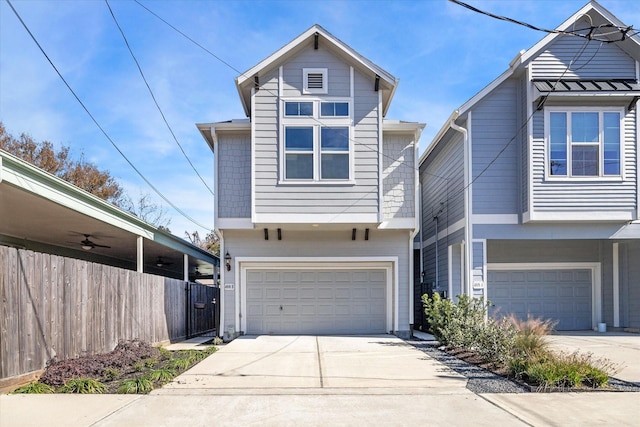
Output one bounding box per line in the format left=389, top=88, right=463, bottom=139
left=307, top=73, right=324, bottom=89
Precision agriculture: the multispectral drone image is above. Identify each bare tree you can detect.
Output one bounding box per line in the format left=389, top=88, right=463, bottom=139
left=185, top=230, right=219, bottom=255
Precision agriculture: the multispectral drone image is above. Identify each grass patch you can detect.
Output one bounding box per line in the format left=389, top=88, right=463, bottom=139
left=58, top=378, right=107, bottom=394
left=11, top=382, right=55, bottom=394
left=145, top=368, right=176, bottom=384
left=118, top=377, right=154, bottom=394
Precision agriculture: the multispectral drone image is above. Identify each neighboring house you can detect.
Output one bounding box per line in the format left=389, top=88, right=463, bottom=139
left=198, top=25, right=423, bottom=338
left=417, top=1, right=640, bottom=331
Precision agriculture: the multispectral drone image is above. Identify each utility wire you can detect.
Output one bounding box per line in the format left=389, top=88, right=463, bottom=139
left=6, top=0, right=213, bottom=232
left=105, top=0, right=215, bottom=197
left=449, top=0, right=635, bottom=43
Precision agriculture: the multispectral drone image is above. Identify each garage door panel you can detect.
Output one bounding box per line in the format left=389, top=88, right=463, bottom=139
left=489, top=269, right=592, bottom=331
left=246, top=268, right=387, bottom=335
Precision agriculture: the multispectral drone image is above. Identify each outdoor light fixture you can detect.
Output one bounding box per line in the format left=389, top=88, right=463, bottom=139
left=225, top=251, right=231, bottom=271
left=81, top=244, right=93, bottom=251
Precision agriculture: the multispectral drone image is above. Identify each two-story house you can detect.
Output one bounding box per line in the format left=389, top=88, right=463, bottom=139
left=417, top=1, right=640, bottom=332
left=198, top=25, right=423, bottom=338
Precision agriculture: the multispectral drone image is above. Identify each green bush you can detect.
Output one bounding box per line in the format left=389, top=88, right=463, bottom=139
left=166, top=356, right=191, bottom=371
left=475, top=318, right=517, bottom=366
left=510, top=351, right=615, bottom=389
left=12, top=382, right=55, bottom=394
left=422, top=293, right=488, bottom=348
left=58, top=378, right=106, bottom=394
left=118, top=377, right=154, bottom=394
left=145, top=368, right=176, bottom=384
left=507, top=314, right=555, bottom=359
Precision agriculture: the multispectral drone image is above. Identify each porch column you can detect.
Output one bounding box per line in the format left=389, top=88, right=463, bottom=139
left=136, top=236, right=143, bottom=273
left=183, top=253, right=189, bottom=282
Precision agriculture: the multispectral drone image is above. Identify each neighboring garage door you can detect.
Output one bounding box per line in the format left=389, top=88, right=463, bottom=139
left=487, top=269, right=592, bottom=330
left=246, top=269, right=387, bottom=335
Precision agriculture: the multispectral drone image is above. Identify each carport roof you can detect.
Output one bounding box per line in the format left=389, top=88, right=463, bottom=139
left=0, top=149, right=218, bottom=279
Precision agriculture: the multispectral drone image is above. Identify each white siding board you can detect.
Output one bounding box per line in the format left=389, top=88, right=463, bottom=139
left=531, top=30, right=636, bottom=79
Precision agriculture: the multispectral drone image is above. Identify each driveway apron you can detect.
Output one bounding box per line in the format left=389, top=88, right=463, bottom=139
left=155, top=335, right=468, bottom=395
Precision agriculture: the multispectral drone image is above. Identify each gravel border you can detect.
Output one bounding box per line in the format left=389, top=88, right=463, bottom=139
left=405, top=339, right=640, bottom=394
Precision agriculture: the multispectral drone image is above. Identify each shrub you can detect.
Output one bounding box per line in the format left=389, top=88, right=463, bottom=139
left=510, top=351, right=617, bottom=389
left=58, top=378, right=106, bottom=394
left=145, top=368, right=176, bottom=384
left=475, top=318, right=517, bottom=366
left=422, top=293, right=489, bottom=348
left=507, top=314, right=555, bottom=359
left=166, top=357, right=191, bottom=371
left=11, top=382, right=55, bottom=394
left=118, top=377, right=154, bottom=394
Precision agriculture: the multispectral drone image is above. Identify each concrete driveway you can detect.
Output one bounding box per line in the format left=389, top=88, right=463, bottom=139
left=2, top=334, right=639, bottom=426
left=547, top=331, right=640, bottom=385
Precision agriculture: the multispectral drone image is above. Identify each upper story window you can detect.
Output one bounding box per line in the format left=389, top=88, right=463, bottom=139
left=546, top=108, right=622, bottom=178
left=320, top=102, right=349, bottom=117
left=303, top=68, right=328, bottom=94
left=285, top=102, right=313, bottom=116
left=281, top=98, right=352, bottom=182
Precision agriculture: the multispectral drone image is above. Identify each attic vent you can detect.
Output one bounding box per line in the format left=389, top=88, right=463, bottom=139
left=307, top=73, right=323, bottom=88
left=303, top=68, right=328, bottom=94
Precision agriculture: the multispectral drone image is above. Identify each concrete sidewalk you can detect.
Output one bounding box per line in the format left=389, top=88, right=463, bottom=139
left=1, top=335, right=638, bottom=426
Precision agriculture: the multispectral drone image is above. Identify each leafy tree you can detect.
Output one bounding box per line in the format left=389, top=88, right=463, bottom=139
left=0, top=122, right=125, bottom=206
left=185, top=231, right=219, bottom=255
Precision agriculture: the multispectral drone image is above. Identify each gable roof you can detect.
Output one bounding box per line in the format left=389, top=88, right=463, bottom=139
left=420, top=1, right=640, bottom=165
left=235, top=24, right=399, bottom=117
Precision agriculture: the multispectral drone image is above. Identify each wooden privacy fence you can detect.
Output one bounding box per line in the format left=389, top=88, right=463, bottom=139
left=0, top=245, right=215, bottom=383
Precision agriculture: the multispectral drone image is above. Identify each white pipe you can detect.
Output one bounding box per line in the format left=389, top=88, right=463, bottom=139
left=449, top=114, right=471, bottom=297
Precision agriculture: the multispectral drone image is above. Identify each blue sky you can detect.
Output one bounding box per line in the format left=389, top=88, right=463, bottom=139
left=1, top=0, right=638, bottom=238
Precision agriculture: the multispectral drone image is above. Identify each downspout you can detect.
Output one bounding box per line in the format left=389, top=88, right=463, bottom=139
left=434, top=215, right=439, bottom=292
left=449, top=113, right=471, bottom=297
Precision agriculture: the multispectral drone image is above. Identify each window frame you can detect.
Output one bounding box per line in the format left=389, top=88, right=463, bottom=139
left=280, top=97, right=353, bottom=184
left=544, top=106, right=624, bottom=181
left=303, top=68, right=328, bottom=95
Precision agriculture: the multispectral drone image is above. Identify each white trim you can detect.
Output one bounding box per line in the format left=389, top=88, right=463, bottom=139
left=218, top=230, right=226, bottom=337
left=613, top=242, right=620, bottom=327
left=527, top=211, right=634, bottom=222
left=303, top=68, right=328, bottom=94
left=472, top=214, right=519, bottom=225
left=637, top=60, right=640, bottom=220
left=378, top=90, right=384, bottom=223
left=408, top=235, right=414, bottom=325
left=253, top=212, right=379, bottom=224
left=378, top=218, right=416, bottom=229
left=279, top=65, right=283, bottom=98
left=543, top=107, right=625, bottom=180
left=217, top=218, right=254, bottom=229
left=487, top=262, right=602, bottom=330
left=527, top=65, right=535, bottom=220
left=237, top=257, right=398, bottom=334
left=251, top=87, right=257, bottom=224
left=350, top=66, right=354, bottom=99
left=447, top=245, right=453, bottom=301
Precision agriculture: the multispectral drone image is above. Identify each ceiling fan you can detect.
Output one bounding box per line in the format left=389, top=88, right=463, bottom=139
left=80, top=234, right=111, bottom=251
left=155, top=256, right=174, bottom=267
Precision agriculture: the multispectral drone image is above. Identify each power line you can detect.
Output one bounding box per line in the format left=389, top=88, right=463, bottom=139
left=6, top=0, right=213, bottom=232
left=449, top=0, right=635, bottom=43
left=105, top=0, right=215, bottom=198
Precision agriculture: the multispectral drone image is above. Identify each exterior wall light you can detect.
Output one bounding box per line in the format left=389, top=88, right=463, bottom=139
left=225, top=251, right=232, bottom=271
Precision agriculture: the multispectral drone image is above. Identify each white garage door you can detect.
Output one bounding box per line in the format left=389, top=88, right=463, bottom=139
left=246, top=269, right=387, bottom=335
left=487, top=269, right=592, bottom=330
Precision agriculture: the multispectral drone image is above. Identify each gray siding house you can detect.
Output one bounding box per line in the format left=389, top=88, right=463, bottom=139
left=198, top=25, right=423, bottom=338
left=417, top=1, right=640, bottom=331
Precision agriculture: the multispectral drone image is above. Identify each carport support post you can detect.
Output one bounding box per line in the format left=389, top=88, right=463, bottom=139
left=136, top=236, right=143, bottom=273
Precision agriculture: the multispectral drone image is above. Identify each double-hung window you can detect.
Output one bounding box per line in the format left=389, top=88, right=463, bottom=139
left=282, top=99, right=352, bottom=182
left=546, top=108, right=622, bottom=178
